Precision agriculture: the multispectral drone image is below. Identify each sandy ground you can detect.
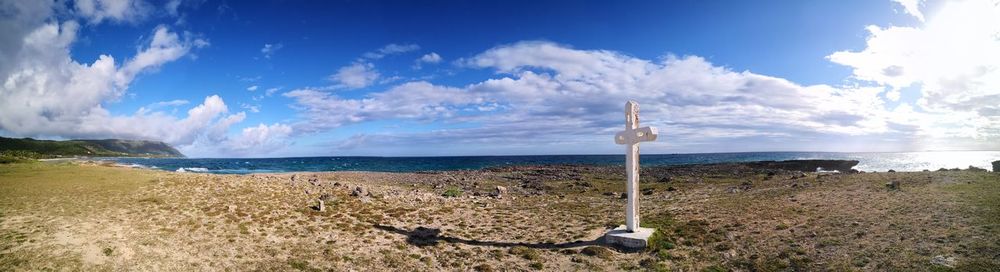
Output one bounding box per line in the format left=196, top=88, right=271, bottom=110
left=0, top=161, right=998, bottom=271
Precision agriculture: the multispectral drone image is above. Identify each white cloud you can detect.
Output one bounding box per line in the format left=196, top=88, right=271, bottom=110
left=328, top=62, right=380, bottom=89
left=218, top=123, right=293, bottom=156
left=138, top=99, right=189, bottom=112
left=892, top=0, right=925, bottom=21
left=363, top=43, right=420, bottom=59
left=413, top=52, right=442, bottom=69
left=0, top=0, right=287, bottom=157
left=75, top=0, right=151, bottom=24
left=285, top=81, right=484, bottom=133
left=240, top=103, right=260, bottom=113
left=265, top=87, right=281, bottom=96
left=165, top=0, right=182, bottom=16
left=828, top=0, right=1000, bottom=142
left=418, top=52, right=442, bottom=63
left=287, top=41, right=900, bottom=154
left=246, top=85, right=258, bottom=91
left=260, top=43, right=283, bottom=58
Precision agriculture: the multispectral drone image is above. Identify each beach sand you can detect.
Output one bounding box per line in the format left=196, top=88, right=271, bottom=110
left=0, top=161, right=997, bottom=271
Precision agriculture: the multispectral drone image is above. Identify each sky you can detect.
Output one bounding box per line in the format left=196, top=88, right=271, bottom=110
left=1, top=0, right=999, bottom=157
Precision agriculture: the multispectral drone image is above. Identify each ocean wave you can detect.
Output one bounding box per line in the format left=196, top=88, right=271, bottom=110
left=116, top=163, right=149, bottom=169
left=176, top=167, right=210, bottom=173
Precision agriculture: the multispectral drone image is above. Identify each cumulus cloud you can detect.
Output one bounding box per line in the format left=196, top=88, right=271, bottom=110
left=413, top=52, right=442, bottom=69
left=828, top=0, right=1000, bottom=142
left=75, top=0, right=151, bottom=24
left=0, top=0, right=289, bottom=157
left=328, top=62, right=380, bottom=89
left=217, top=123, right=293, bottom=156
left=286, top=41, right=900, bottom=153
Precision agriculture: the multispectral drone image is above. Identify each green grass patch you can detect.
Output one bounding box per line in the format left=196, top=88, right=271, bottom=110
left=442, top=187, right=463, bottom=198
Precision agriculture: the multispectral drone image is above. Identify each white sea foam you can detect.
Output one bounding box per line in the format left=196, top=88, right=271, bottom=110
left=176, top=167, right=210, bottom=173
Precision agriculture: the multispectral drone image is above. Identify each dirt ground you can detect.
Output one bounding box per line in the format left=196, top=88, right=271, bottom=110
left=0, top=161, right=997, bottom=271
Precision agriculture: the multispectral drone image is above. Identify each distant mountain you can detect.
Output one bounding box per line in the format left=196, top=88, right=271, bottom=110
left=0, top=137, right=184, bottom=158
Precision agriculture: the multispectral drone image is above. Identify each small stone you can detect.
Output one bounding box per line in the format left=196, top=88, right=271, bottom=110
left=930, top=255, right=956, bottom=268
left=318, top=200, right=325, bottom=212
left=227, top=205, right=237, bottom=213
left=351, top=186, right=369, bottom=197
left=494, top=186, right=508, bottom=199
left=666, top=186, right=677, bottom=192
left=641, top=188, right=654, bottom=195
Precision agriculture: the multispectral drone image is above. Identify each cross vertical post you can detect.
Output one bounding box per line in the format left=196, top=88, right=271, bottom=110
left=614, top=100, right=658, bottom=232
left=625, top=102, right=640, bottom=231
left=606, top=100, right=659, bottom=248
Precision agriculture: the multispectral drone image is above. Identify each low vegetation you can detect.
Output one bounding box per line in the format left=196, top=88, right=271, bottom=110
left=0, top=136, right=184, bottom=158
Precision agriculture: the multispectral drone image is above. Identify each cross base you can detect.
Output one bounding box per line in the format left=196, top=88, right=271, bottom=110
left=604, top=225, right=655, bottom=249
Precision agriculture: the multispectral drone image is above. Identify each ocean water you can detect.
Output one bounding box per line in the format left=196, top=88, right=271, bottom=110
left=105, top=151, right=1000, bottom=174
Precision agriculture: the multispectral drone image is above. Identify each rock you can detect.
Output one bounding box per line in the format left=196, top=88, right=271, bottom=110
left=641, top=188, right=654, bottom=195
left=657, top=176, right=672, bottom=183
left=619, top=193, right=627, bottom=199
left=887, top=169, right=896, bottom=173
left=886, top=180, right=899, bottom=190
left=290, top=174, right=297, bottom=182
left=603, top=192, right=618, bottom=198
left=493, top=186, right=508, bottom=199
left=666, top=186, right=677, bottom=192
left=227, top=205, right=237, bottom=213
left=967, top=165, right=987, bottom=172
left=319, top=193, right=336, bottom=202
left=351, top=186, right=369, bottom=197
left=317, top=200, right=325, bottom=212
left=993, top=160, right=1000, bottom=172
left=930, top=255, right=956, bottom=268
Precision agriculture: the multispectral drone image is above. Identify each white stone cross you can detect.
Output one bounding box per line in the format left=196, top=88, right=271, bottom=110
left=614, top=100, right=658, bottom=232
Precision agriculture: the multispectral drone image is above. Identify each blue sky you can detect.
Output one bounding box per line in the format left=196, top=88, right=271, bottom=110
left=1, top=0, right=998, bottom=157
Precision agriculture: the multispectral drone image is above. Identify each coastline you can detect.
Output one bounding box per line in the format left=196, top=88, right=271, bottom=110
left=1, top=160, right=997, bottom=270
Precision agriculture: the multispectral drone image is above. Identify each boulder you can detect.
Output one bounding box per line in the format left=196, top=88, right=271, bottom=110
left=993, top=160, right=1000, bottom=172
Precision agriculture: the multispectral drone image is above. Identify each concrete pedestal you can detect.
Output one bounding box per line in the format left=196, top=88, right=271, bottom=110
left=604, top=225, right=654, bottom=249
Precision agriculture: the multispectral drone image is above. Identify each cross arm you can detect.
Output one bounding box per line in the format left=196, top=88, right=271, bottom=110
left=615, top=126, right=658, bottom=145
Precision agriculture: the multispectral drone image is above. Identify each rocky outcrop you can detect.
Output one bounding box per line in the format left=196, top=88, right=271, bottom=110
left=746, top=160, right=859, bottom=173
left=993, top=160, right=999, bottom=172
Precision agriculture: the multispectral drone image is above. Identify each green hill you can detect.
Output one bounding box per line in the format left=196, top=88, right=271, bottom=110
left=0, top=137, right=184, bottom=158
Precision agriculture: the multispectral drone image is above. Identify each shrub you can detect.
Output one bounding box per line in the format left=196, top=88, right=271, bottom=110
left=442, top=187, right=462, bottom=198
left=580, top=246, right=614, bottom=259
left=0, top=150, right=42, bottom=164
left=509, top=246, right=540, bottom=260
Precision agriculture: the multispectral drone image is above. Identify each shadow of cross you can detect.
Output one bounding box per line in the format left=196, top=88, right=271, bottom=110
left=373, top=224, right=604, bottom=249
left=614, top=100, right=658, bottom=232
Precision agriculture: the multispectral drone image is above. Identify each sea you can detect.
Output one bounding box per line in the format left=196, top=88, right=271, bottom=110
left=104, top=151, right=1000, bottom=174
